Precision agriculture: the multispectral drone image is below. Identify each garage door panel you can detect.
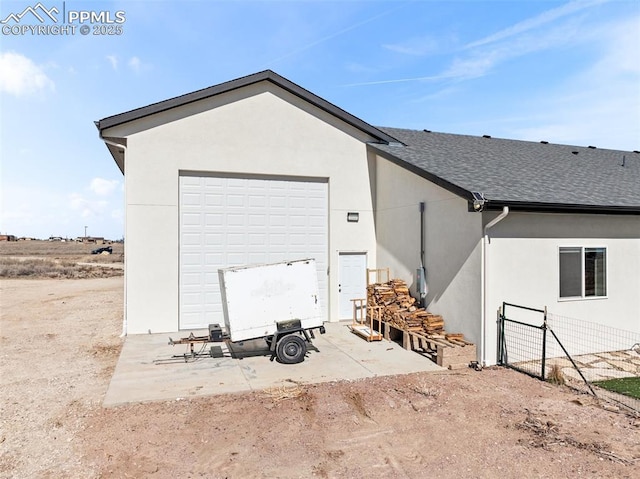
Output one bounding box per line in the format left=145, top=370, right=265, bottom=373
left=180, top=175, right=328, bottom=330
left=205, top=193, right=223, bottom=206
left=269, top=233, right=286, bottom=246
left=204, top=233, right=223, bottom=245
left=249, top=234, right=266, bottom=245
left=225, top=252, right=247, bottom=265
left=204, top=177, right=224, bottom=187
left=181, top=232, right=201, bottom=244
left=226, top=214, right=245, bottom=226
left=226, top=233, right=245, bottom=245
left=248, top=214, right=266, bottom=226
left=290, top=215, right=307, bottom=227
left=181, top=253, right=201, bottom=266
left=269, top=215, right=287, bottom=226
left=226, top=195, right=245, bottom=207
left=204, top=213, right=223, bottom=226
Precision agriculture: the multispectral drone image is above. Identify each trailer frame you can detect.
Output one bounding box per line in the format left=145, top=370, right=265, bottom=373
left=162, top=320, right=325, bottom=364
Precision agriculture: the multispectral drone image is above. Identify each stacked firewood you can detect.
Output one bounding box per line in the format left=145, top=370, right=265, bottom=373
left=367, top=279, right=447, bottom=338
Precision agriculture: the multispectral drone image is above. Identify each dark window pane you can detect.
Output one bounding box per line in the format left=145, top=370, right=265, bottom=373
left=559, top=247, right=582, bottom=297
left=585, top=248, right=606, bottom=297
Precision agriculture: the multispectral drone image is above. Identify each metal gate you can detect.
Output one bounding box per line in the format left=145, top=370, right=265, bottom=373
left=496, top=302, right=640, bottom=414
left=497, top=302, right=549, bottom=380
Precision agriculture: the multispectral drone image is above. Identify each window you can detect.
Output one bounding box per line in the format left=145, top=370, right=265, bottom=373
left=559, top=247, right=606, bottom=299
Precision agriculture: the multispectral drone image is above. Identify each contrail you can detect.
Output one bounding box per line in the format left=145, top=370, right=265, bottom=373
left=263, top=2, right=411, bottom=67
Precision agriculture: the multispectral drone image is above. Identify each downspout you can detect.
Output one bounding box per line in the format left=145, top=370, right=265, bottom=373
left=99, top=133, right=128, bottom=337
left=418, top=202, right=427, bottom=308
left=481, top=206, right=509, bottom=366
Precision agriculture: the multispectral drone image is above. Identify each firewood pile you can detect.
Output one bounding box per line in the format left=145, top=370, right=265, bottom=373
left=366, top=279, right=455, bottom=340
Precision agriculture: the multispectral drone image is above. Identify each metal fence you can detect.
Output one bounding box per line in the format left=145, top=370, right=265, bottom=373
left=498, top=302, right=640, bottom=415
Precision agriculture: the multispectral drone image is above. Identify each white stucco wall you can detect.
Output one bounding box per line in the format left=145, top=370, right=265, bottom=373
left=374, top=158, right=640, bottom=364
left=102, top=82, right=379, bottom=333
left=484, top=211, right=640, bottom=364
left=374, top=154, right=484, bottom=347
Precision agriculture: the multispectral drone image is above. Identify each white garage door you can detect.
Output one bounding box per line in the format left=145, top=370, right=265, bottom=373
left=179, top=175, right=328, bottom=330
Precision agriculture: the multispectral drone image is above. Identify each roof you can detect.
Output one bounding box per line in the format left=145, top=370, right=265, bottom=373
left=96, top=69, right=398, bottom=145
left=97, top=70, right=639, bottom=213
left=372, top=128, right=640, bottom=214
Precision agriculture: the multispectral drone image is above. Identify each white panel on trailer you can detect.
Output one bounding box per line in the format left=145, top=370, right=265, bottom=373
left=219, top=259, right=324, bottom=342
left=179, top=175, right=328, bottom=330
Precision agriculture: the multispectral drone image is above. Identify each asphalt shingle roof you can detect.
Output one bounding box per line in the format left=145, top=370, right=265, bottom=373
left=373, top=127, right=640, bottom=211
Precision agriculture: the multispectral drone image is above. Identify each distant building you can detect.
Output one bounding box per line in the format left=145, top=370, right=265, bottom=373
left=78, top=236, right=107, bottom=244
left=0, top=235, right=17, bottom=241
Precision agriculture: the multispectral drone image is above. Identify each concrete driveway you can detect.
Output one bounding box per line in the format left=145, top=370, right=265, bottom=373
left=104, top=321, right=442, bottom=406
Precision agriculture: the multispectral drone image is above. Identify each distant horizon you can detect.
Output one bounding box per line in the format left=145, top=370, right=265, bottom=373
left=0, top=234, right=124, bottom=241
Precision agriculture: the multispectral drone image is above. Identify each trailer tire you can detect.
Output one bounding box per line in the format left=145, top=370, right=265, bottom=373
left=276, top=334, right=307, bottom=364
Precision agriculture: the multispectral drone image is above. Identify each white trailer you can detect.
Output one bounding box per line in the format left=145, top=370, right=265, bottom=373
left=167, top=259, right=326, bottom=364
left=217, top=259, right=325, bottom=363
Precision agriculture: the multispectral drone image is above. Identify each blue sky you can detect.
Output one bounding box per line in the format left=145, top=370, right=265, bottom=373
left=1, top=0, right=638, bottom=240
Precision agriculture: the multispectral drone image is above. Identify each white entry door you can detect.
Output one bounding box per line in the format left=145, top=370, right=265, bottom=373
left=338, top=253, right=367, bottom=320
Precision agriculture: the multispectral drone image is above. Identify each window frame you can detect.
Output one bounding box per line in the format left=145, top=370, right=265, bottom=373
left=558, top=246, right=608, bottom=301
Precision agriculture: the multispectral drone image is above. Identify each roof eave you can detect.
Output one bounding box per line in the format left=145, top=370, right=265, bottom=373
left=96, top=70, right=399, bottom=145
left=484, top=201, right=640, bottom=215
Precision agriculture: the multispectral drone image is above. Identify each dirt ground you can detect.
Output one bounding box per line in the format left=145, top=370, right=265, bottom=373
left=1, top=277, right=639, bottom=479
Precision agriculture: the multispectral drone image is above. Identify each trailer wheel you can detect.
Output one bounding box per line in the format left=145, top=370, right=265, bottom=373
left=276, top=334, right=307, bottom=364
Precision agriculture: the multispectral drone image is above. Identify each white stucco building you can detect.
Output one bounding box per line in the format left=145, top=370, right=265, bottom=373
left=97, top=70, right=640, bottom=365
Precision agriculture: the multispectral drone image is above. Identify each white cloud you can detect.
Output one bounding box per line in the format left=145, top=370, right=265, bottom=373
left=464, top=0, right=606, bottom=49
left=354, top=1, right=603, bottom=87
left=69, top=192, right=109, bottom=219
left=128, top=56, right=141, bottom=73
left=106, top=55, right=118, bottom=70
left=90, top=178, right=120, bottom=196
left=0, top=51, right=54, bottom=97
left=1, top=184, right=123, bottom=240
left=492, top=15, right=640, bottom=151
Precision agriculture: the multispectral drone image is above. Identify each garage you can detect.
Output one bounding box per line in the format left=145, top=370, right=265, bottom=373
left=179, top=173, right=328, bottom=330
left=97, top=70, right=391, bottom=334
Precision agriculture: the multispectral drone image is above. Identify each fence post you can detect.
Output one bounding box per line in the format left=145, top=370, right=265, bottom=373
left=497, top=304, right=504, bottom=365
left=541, top=306, right=547, bottom=381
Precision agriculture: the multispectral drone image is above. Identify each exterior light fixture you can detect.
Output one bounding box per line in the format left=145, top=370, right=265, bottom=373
left=471, top=192, right=485, bottom=212
left=347, top=212, right=359, bottom=222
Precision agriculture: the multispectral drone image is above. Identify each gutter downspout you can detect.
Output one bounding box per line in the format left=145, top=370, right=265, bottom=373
left=99, top=133, right=128, bottom=338
left=481, top=206, right=509, bottom=366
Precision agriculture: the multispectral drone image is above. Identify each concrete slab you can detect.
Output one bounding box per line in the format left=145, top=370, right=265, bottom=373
left=563, top=367, right=636, bottom=382
left=104, top=321, right=443, bottom=406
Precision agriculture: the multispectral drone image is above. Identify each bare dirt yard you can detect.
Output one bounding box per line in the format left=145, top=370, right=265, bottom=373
left=1, top=274, right=639, bottom=478
left=0, top=241, right=124, bottom=280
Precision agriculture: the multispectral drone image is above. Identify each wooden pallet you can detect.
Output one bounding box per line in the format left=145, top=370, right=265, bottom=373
left=350, top=324, right=383, bottom=342
left=374, top=319, right=476, bottom=369
left=349, top=298, right=383, bottom=341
